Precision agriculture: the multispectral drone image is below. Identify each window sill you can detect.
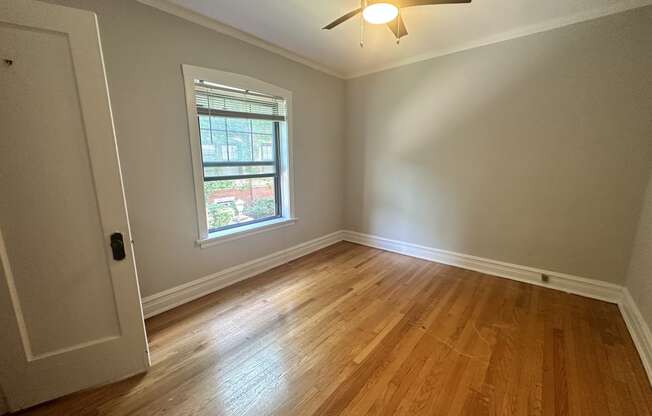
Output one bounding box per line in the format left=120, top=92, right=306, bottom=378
left=197, top=217, right=298, bottom=248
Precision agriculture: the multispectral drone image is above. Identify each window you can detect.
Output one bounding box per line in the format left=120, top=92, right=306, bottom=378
left=183, top=65, right=294, bottom=244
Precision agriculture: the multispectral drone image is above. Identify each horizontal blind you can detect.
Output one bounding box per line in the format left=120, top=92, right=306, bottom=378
left=194, top=80, right=287, bottom=122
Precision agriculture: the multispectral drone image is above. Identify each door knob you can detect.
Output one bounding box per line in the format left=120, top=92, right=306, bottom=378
left=110, top=232, right=126, bottom=261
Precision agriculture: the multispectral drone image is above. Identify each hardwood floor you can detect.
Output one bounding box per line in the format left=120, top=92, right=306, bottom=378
left=18, top=242, right=652, bottom=415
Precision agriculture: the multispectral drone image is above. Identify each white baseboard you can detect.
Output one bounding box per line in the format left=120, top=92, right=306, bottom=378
left=619, top=289, right=652, bottom=386
left=341, top=230, right=623, bottom=304
left=141, top=231, right=343, bottom=318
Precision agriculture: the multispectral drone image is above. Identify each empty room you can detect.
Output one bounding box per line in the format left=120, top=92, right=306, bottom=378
left=1, top=0, right=651, bottom=414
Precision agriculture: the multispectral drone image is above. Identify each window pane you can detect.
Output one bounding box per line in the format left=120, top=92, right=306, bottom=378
left=226, top=132, right=253, bottom=161
left=201, top=131, right=228, bottom=162
left=204, top=178, right=277, bottom=231
left=199, top=115, right=210, bottom=129
left=251, top=119, right=274, bottom=134
left=200, top=129, right=211, bottom=145
left=226, top=118, right=251, bottom=133
left=203, top=165, right=275, bottom=178
left=210, top=116, right=226, bottom=130
left=253, top=134, right=274, bottom=161
left=199, top=116, right=277, bottom=163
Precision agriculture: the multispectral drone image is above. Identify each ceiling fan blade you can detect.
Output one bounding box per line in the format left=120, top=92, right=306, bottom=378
left=386, top=15, right=408, bottom=39
left=396, top=0, right=471, bottom=7
left=322, top=8, right=362, bottom=30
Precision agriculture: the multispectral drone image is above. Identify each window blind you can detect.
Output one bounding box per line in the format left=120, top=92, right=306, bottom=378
left=194, top=80, right=287, bottom=122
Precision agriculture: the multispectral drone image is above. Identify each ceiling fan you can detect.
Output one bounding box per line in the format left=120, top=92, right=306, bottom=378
left=322, top=0, right=471, bottom=46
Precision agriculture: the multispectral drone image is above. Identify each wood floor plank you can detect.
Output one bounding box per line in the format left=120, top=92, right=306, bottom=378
left=16, top=242, right=652, bottom=416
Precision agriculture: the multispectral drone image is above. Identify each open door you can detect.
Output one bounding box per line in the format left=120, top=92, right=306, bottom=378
left=0, top=0, right=149, bottom=411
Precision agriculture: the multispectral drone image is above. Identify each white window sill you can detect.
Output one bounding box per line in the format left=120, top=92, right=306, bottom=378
left=197, top=217, right=298, bottom=248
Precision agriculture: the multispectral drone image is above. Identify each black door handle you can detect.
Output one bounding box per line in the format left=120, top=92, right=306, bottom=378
left=110, top=232, right=126, bottom=261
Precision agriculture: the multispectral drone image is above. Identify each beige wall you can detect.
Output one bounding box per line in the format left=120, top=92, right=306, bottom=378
left=626, top=168, right=652, bottom=327
left=344, top=7, right=652, bottom=284
left=45, top=0, right=345, bottom=297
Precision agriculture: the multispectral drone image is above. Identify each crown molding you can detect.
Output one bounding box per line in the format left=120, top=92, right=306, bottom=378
left=136, top=0, right=345, bottom=79
left=345, top=0, right=652, bottom=79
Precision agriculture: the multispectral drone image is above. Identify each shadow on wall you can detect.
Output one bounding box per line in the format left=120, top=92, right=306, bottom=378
left=345, top=10, right=652, bottom=283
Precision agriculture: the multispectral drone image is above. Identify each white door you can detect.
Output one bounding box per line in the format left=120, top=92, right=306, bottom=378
left=0, top=0, right=149, bottom=411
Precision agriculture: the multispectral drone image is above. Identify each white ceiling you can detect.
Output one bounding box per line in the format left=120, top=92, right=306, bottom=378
left=160, top=0, right=651, bottom=78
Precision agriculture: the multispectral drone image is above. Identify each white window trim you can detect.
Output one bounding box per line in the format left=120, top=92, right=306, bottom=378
left=181, top=64, right=296, bottom=246
left=197, top=217, right=297, bottom=248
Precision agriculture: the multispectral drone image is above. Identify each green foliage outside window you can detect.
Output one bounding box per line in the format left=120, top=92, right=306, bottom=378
left=243, top=198, right=276, bottom=219
left=204, top=181, right=233, bottom=193
left=207, top=204, right=235, bottom=230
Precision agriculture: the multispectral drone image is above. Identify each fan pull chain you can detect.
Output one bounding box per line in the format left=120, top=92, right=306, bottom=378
left=396, top=8, right=401, bottom=45
left=360, top=0, right=366, bottom=47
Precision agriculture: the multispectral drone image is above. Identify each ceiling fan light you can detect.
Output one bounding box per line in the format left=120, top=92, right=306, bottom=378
left=362, top=3, right=399, bottom=25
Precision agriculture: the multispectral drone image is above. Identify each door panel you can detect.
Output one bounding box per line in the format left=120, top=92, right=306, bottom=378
left=0, top=23, right=121, bottom=358
left=0, top=0, right=149, bottom=411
